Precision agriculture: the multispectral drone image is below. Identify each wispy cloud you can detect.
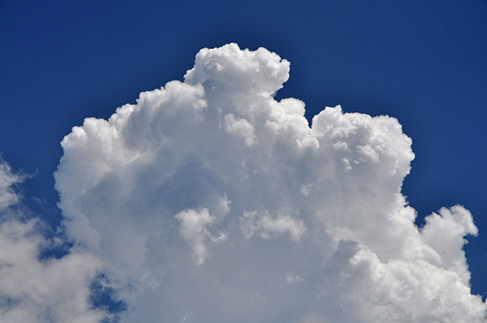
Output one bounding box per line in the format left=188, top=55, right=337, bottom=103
left=0, top=162, right=116, bottom=323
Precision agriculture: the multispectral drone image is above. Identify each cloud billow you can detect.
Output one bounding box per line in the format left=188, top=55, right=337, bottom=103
left=51, top=43, right=486, bottom=322
left=0, top=163, right=113, bottom=323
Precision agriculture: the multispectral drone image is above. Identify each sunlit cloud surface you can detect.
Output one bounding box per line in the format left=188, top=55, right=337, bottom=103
left=0, top=44, right=484, bottom=323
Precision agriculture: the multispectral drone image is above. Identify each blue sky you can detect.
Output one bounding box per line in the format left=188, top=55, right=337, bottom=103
left=1, top=0, right=487, bottom=320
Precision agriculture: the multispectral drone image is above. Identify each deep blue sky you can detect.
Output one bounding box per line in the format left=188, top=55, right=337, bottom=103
left=1, top=0, right=486, bottom=296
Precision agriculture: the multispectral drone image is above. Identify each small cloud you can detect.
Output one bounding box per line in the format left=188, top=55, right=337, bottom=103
left=286, top=272, right=304, bottom=284
left=240, top=210, right=307, bottom=241
left=175, top=208, right=226, bottom=265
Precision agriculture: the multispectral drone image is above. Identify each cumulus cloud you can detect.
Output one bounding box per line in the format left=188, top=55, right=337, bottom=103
left=53, top=43, right=486, bottom=322
left=0, top=162, right=114, bottom=323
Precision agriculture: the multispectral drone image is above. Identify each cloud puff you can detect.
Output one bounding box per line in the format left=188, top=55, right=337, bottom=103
left=240, top=210, right=306, bottom=241
left=0, top=162, right=113, bottom=323
left=175, top=208, right=226, bottom=265
left=54, top=43, right=486, bottom=322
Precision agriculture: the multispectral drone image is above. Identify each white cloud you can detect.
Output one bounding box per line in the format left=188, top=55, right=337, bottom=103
left=53, top=43, right=486, bottom=322
left=240, top=210, right=306, bottom=241
left=286, top=272, right=304, bottom=284
left=175, top=208, right=226, bottom=265
left=0, top=162, right=24, bottom=210
left=0, top=162, right=112, bottom=323
left=224, top=113, right=256, bottom=146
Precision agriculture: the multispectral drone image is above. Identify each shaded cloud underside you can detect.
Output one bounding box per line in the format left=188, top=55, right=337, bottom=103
left=0, top=44, right=484, bottom=322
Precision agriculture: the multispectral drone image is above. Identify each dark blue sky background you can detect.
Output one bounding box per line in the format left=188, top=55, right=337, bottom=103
left=1, top=0, right=486, bottom=297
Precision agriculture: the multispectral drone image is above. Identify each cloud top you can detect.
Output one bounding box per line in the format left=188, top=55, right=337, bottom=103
left=184, top=43, right=290, bottom=96
left=52, top=44, right=485, bottom=322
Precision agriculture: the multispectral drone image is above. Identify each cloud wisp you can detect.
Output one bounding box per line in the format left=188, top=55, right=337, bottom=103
left=0, top=162, right=119, bottom=323
left=1, top=44, right=483, bottom=322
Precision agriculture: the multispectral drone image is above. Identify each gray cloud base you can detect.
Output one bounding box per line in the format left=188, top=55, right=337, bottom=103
left=48, top=43, right=487, bottom=322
